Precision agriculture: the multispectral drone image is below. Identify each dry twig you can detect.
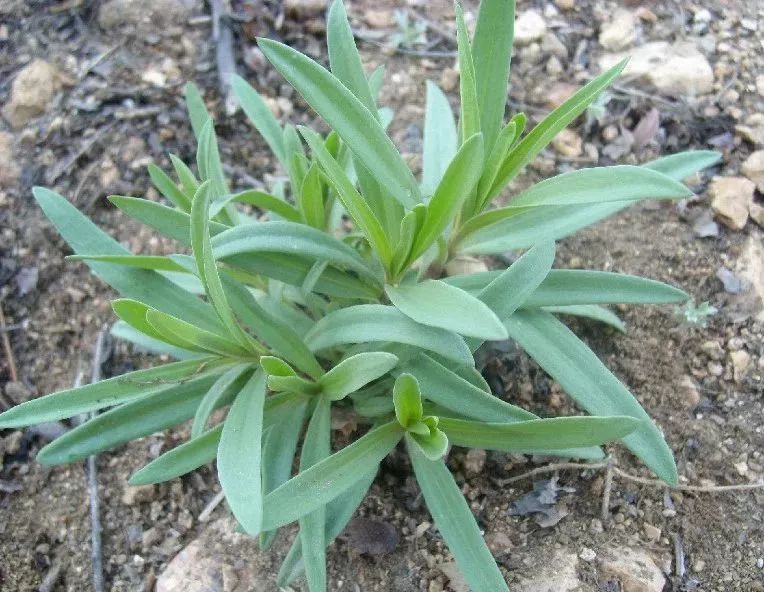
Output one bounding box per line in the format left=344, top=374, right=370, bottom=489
left=209, top=0, right=238, bottom=115
left=38, top=558, right=63, bottom=592
left=199, top=489, right=226, bottom=522
left=86, top=326, right=110, bottom=592
left=0, top=299, right=18, bottom=384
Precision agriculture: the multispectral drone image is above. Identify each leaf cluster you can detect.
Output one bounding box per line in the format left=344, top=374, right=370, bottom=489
left=0, top=1, right=720, bottom=589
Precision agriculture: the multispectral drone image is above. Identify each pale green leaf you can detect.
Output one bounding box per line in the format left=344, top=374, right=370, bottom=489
left=421, top=81, right=457, bottom=197
left=320, top=352, right=399, bottom=401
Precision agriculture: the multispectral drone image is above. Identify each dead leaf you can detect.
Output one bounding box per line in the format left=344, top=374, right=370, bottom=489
left=632, top=107, right=660, bottom=150
left=509, top=477, right=574, bottom=528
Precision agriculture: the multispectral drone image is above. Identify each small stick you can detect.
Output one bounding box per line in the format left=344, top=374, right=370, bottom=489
left=497, top=460, right=610, bottom=485
left=0, top=300, right=19, bottom=383
left=199, top=489, right=226, bottom=522
left=209, top=0, right=238, bottom=115
left=600, top=458, right=614, bottom=524
left=673, top=533, right=686, bottom=579
left=86, top=326, right=110, bottom=592
left=38, top=558, right=63, bottom=592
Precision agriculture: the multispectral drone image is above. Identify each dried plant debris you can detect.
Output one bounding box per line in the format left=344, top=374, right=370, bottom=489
left=509, top=477, right=575, bottom=528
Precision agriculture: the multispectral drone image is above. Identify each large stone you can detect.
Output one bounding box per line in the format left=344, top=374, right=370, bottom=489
left=736, top=114, right=764, bottom=146
left=514, top=550, right=584, bottom=592
left=709, top=176, right=755, bottom=230
left=741, top=150, right=764, bottom=192
left=155, top=518, right=267, bottom=592
left=600, top=41, right=714, bottom=96
left=97, top=0, right=198, bottom=33
left=0, top=132, right=19, bottom=188
left=2, top=59, right=62, bottom=128
left=599, top=9, right=637, bottom=51
left=514, top=11, right=546, bottom=45
left=598, top=547, right=666, bottom=592
left=735, top=236, right=764, bottom=321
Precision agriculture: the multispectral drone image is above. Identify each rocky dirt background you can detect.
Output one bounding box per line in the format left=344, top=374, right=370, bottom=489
left=0, top=0, right=763, bottom=590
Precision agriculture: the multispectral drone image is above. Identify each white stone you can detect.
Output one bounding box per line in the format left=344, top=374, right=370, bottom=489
left=514, top=11, right=546, bottom=45
left=599, top=9, right=637, bottom=51
left=599, top=547, right=666, bottom=592
left=515, top=550, right=581, bottom=592
left=2, top=59, right=62, bottom=128
left=599, top=41, right=714, bottom=96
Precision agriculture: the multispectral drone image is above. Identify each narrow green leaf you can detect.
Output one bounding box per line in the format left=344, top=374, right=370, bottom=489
left=299, top=126, right=393, bottom=268
left=448, top=269, right=689, bottom=307
left=37, top=373, right=225, bottom=464
left=455, top=2, right=480, bottom=142
left=129, top=425, right=223, bottom=486
left=320, top=352, right=399, bottom=401
left=34, top=188, right=223, bottom=333
left=471, top=0, right=515, bottom=155
left=642, top=150, right=721, bottom=181
left=400, top=353, right=536, bottom=423
left=305, top=304, right=473, bottom=366
left=504, top=310, right=678, bottom=484
left=148, top=163, right=192, bottom=211
left=440, top=415, right=639, bottom=451
left=145, top=309, right=251, bottom=358
left=367, top=65, right=385, bottom=102
left=232, top=74, right=287, bottom=165
left=277, top=469, right=377, bottom=586
left=545, top=304, right=626, bottom=332
left=169, top=154, right=199, bottom=195
left=455, top=202, right=630, bottom=255
left=478, top=241, right=556, bottom=321
left=184, top=81, right=209, bottom=140
left=393, top=373, right=423, bottom=428
left=192, top=364, right=253, bottom=437
left=261, top=422, right=403, bottom=531
left=327, top=0, right=377, bottom=115
left=474, top=115, right=522, bottom=212
left=410, top=133, right=484, bottom=262
left=422, top=81, right=457, bottom=197
left=108, top=195, right=229, bottom=245
left=391, top=204, right=426, bottom=276
left=490, top=59, right=627, bottom=198
left=299, top=163, right=326, bottom=228
left=69, top=254, right=187, bottom=273
left=407, top=439, right=508, bottom=592
left=258, top=37, right=420, bottom=207
left=299, top=397, right=331, bottom=592
left=212, top=220, right=383, bottom=288
left=224, top=189, right=302, bottom=222
left=217, top=371, right=267, bottom=535
left=386, top=279, right=507, bottom=340
left=111, top=321, right=201, bottom=360
left=0, top=358, right=223, bottom=428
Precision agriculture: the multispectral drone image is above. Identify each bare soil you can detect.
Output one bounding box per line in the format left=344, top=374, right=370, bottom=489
left=1, top=1, right=762, bottom=591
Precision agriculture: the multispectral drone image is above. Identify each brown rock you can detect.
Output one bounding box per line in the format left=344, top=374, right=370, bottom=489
left=545, top=82, right=578, bottom=109
left=729, top=350, right=751, bottom=382
left=678, top=375, right=701, bottom=409
left=440, top=67, right=459, bottom=92
left=464, top=448, right=487, bottom=474
left=736, top=114, right=764, bottom=146
left=2, top=60, right=62, bottom=128
left=555, top=0, right=575, bottom=10
left=121, top=484, right=157, bottom=506
left=0, top=132, right=19, bottom=188
left=741, top=150, right=764, bottom=192
left=552, top=129, right=583, bottom=157
left=599, top=547, right=666, bottom=592
left=284, top=0, right=326, bottom=18
left=364, top=9, right=394, bottom=28
left=709, top=176, right=755, bottom=230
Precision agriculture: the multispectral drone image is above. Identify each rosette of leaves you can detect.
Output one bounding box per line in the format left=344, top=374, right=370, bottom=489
left=0, top=1, right=719, bottom=589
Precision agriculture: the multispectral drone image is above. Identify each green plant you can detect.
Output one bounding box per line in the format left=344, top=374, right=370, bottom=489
left=0, top=1, right=720, bottom=589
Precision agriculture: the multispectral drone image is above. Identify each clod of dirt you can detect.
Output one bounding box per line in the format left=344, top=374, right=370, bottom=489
left=598, top=546, right=666, bottom=592
left=709, top=176, right=755, bottom=230
left=2, top=60, right=63, bottom=129
left=599, top=9, right=637, bottom=51
left=599, top=41, right=714, bottom=96
left=741, top=150, right=764, bottom=192
left=514, top=549, right=581, bottom=592
left=0, top=131, right=19, bottom=188
left=552, top=128, right=583, bottom=157
left=97, top=0, right=198, bottom=34
left=342, top=516, right=399, bottom=556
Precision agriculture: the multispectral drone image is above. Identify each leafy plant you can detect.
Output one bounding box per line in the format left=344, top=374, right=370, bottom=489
left=0, top=1, right=720, bottom=589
